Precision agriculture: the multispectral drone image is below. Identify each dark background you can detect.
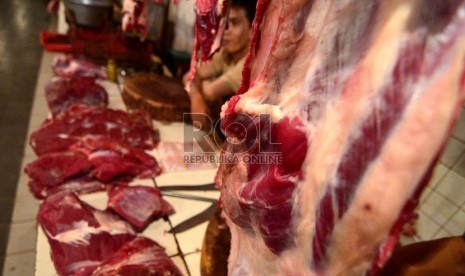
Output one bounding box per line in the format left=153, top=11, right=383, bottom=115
left=0, top=0, right=50, bottom=272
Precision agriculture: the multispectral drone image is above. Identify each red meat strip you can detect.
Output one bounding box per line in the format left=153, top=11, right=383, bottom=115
left=93, top=236, right=183, bottom=276
left=30, top=104, right=159, bottom=156
left=38, top=191, right=136, bottom=276
left=186, top=0, right=229, bottom=86
left=122, top=0, right=147, bottom=38
left=28, top=175, right=122, bottom=200
left=107, top=185, right=174, bottom=232
left=215, top=0, right=465, bottom=275
left=45, top=76, right=108, bottom=117
left=24, top=151, right=92, bottom=188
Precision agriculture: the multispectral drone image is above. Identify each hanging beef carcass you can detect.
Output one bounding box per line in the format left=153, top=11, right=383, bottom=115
left=208, top=0, right=465, bottom=275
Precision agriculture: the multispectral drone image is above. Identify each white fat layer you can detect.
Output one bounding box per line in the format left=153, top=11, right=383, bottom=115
left=235, top=94, right=284, bottom=123
left=225, top=0, right=465, bottom=275
left=66, top=260, right=101, bottom=274
left=96, top=251, right=161, bottom=274
left=47, top=211, right=134, bottom=245
left=88, top=150, right=117, bottom=159
left=296, top=0, right=411, bottom=266
left=326, top=35, right=465, bottom=276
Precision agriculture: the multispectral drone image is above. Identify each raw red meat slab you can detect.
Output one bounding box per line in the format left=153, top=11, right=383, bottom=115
left=28, top=175, right=119, bottom=200
left=92, top=236, right=183, bottom=276
left=38, top=192, right=136, bottom=276
left=52, top=54, right=107, bottom=79
left=107, top=185, right=175, bottom=232
left=71, top=135, right=162, bottom=182
left=30, top=104, right=159, bottom=156
left=45, top=76, right=108, bottom=117
left=25, top=136, right=161, bottom=199
left=24, top=151, right=92, bottom=188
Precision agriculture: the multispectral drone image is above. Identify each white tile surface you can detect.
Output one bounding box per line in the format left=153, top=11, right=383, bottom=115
left=6, top=221, right=37, bottom=255
left=399, top=235, right=419, bottom=246
left=35, top=227, right=54, bottom=276
left=432, top=228, right=453, bottom=239
left=419, top=192, right=457, bottom=225
left=453, top=151, right=465, bottom=178
left=142, top=220, right=178, bottom=256
left=440, top=137, right=465, bottom=168
left=416, top=212, right=441, bottom=240
left=435, top=171, right=465, bottom=206
left=171, top=256, right=190, bottom=275
left=15, top=172, right=31, bottom=197
left=22, top=142, right=37, bottom=158
left=185, top=252, right=203, bottom=276
left=428, top=163, right=449, bottom=189
left=444, top=209, right=465, bottom=236
left=11, top=194, right=40, bottom=223
left=419, top=186, right=432, bottom=204
left=2, top=252, right=36, bottom=276
left=27, top=113, right=47, bottom=133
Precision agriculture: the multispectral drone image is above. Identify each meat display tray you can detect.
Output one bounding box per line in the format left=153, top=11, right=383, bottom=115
left=34, top=80, right=221, bottom=276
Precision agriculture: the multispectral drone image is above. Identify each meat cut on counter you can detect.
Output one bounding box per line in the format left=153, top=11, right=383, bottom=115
left=107, top=185, right=175, bottom=232
left=92, top=237, right=183, bottom=276
left=38, top=191, right=180, bottom=275
left=30, top=104, right=160, bottom=156
left=71, top=135, right=162, bottom=182
left=25, top=135, right=162, bottom=199
left=45, top=76, right=108, bottom=116
left=208, top=0, right=465, bottom=275
left=38, top=192, right=136, bottom=275
left=52, top=54, right=107, bottom=79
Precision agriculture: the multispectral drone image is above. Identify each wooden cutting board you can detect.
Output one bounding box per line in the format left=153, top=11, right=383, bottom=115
left=122, top=72, right=191, bottom=122
left=200, top=208, right=231, bottom=276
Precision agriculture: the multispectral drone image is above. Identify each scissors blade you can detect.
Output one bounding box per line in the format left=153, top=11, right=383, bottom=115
left=169, top=202, right=219, bottom=234
left=158, top=183, right=217, bottom=191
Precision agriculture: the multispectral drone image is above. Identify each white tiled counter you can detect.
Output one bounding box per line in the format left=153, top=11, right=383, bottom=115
left=33, top=68, right=221, bottom=276
left=36, top=170, right=220, bottom=276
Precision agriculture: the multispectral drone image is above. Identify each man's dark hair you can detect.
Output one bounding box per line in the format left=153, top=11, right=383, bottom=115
left=231, top=0, right=257, bottom=25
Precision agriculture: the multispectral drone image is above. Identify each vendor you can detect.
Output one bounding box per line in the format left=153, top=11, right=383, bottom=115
left=380, top=233, right=465, bottom=275
left=185, top=0, right=257, bottom=136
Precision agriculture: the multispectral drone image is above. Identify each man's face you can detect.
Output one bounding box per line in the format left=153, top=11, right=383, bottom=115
left=223, top=7, right=251, bottom=56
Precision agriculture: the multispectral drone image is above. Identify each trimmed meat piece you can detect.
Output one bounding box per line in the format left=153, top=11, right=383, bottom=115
left=24, top=151, right=92, bottom=188
left=93, top=236, right=183, bottom=276
left=52, top=54, right=107, bottom=79
left=107, top=185, right=175, bottom=232
left=38, top=192, right=135, bottom=276
left=30, top=104, right=159, bottom=156
left=45, top=76, right=108, bottom=116
left=25, top=135, right=161, bottom=199
left=71, top=135, right=162, bottom=182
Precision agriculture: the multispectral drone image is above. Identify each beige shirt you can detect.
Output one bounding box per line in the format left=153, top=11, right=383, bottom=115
left=203, top=50, right=246, bottom=93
